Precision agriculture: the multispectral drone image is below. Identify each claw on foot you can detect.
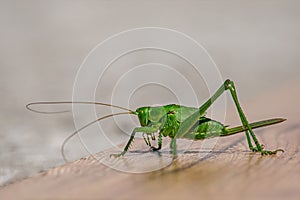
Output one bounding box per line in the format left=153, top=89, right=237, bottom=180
left=260, top=149, right=284, bottom=155
left=250, top=146, right=284, bottom=155
left=151, top=146, right=160, bottom=151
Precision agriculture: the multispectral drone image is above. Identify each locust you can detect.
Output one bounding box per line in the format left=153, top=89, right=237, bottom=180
left=27, top=79, right=286, bottom=160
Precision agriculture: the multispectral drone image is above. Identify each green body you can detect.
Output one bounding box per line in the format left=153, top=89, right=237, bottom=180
left=134, top=104, right=283, bottom=146
left=114, top=79, right=285, bottom=157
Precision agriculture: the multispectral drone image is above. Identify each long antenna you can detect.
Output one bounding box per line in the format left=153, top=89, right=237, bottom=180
left=26, top=101, right=137, bottom=161
left=26, top=101, right=135, bottom=114
left=61, top=112, right=132, bottom=162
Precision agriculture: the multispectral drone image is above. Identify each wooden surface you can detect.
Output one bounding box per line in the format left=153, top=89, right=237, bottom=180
left=0, top=79, right=299, bottom=200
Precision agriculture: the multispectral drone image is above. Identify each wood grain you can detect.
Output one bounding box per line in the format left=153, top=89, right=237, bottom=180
left=0, top=79, right=299, bottom=200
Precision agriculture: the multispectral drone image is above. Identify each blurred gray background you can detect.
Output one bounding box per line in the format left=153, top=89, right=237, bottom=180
left=0, top=0, right=299, bottom=185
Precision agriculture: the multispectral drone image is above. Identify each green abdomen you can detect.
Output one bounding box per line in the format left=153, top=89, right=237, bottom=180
left=181, top=117, right=227, bottom=140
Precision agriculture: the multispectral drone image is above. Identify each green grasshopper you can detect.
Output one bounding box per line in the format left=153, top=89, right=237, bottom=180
left=27, top=79, right=285, bottom=160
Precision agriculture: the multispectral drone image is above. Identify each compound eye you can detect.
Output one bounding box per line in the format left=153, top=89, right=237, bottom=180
left=168, top=110, right=175, bottom=115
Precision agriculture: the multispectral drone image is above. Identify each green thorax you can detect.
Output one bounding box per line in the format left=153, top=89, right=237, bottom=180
left=135, top=104, right=199, bottom=126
